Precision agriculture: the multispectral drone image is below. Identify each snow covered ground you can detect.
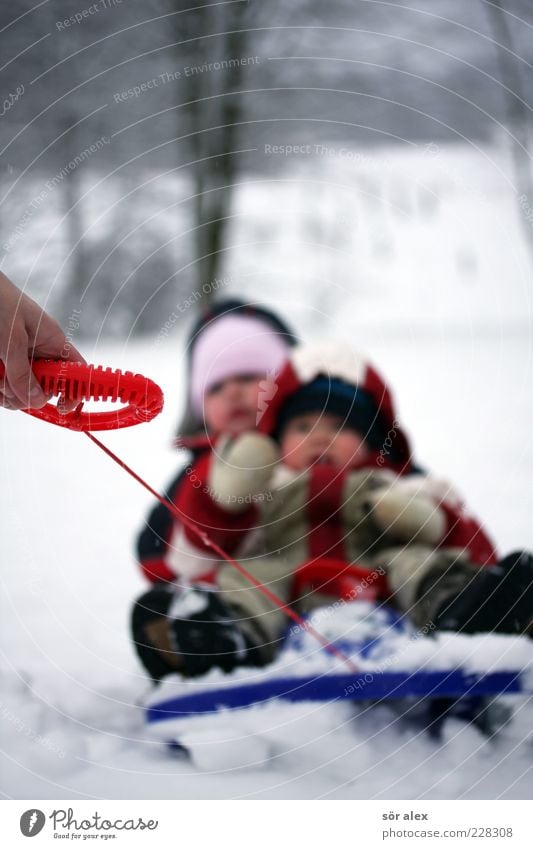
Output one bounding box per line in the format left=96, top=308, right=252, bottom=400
left=1, top=142, right=532, bottom=799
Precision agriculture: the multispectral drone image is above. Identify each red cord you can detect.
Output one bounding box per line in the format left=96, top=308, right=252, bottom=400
left=84, top=431, right=358, bottom=673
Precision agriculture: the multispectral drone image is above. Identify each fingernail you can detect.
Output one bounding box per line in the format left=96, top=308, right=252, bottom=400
left=29, top=386, right=46, bottom=406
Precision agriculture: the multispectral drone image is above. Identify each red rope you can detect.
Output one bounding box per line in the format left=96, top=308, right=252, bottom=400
left=85, top=431, right=358, bottom=673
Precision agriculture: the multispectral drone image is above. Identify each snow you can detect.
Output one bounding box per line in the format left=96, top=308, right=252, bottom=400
left=142, top=603, right=532, bottom=776
left=1, top=142, right=533, bottom=799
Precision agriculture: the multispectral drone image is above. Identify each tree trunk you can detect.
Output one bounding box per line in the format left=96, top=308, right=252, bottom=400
left=173, top=1, right=248, bottom=306
left=485, top=0, right=533, bottom=265
left=59, top=110, right=88, bottom=326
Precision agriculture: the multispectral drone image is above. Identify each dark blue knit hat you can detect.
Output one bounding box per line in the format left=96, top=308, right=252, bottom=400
left=275, top=376, right=386, bottom=449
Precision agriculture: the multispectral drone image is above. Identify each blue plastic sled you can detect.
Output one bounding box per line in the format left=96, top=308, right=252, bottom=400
left=146, top=602, right=533, bottom=738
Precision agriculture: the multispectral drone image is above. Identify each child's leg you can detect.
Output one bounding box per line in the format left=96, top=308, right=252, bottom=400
left=130, top=583, right=265, bottom=682
left=375, top=546, right=533, bottom=636
left=375, top=545, right=474, bottom=628
left=217, top=557, right=294, bottom=662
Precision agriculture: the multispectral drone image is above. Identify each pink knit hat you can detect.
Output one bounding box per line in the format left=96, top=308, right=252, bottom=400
left=190, top=314, right=290, bottom=416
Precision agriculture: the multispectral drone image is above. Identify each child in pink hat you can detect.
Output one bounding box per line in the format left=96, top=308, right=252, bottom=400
left=131, top=299, right=297, bottom=679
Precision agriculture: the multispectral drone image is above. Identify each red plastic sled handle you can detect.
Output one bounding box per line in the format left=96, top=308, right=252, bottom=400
left=0, top=359, right=164, bottom=431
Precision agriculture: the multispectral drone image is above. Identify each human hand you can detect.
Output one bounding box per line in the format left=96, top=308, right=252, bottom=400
left=0, top=272, right=85, bottom=412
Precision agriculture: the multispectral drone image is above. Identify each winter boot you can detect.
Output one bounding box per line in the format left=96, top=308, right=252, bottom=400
left=435, top=550, right=533, bottom=636
left=131, top=583, right=264, bottom=681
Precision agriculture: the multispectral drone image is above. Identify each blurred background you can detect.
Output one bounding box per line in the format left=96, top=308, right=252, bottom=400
left=1, top=0, right=533, bottom=335
left=1, top=0, right=533, bottom=799
left=2, top=0, right=532, bottom=542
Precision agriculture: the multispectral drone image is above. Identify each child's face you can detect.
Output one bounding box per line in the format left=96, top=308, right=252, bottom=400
left=280, top=412, right=370, bottom=471
left=203, top=374, right=263, bottom=434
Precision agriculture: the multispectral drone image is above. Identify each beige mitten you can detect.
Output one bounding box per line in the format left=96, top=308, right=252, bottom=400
left=209, top=433, right=280, bottom=512
left=369, top=482, right=446, bottom=544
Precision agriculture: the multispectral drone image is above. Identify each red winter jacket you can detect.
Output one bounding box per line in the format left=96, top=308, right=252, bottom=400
left=136, top=344, right=497, bottom=583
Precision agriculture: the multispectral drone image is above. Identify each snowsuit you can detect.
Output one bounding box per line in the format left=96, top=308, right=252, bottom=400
left=136, top=434, right=217, bottom=586
left=132, top=343, right=497, bottom=679
left=167, top=432, right=496, bottom=660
